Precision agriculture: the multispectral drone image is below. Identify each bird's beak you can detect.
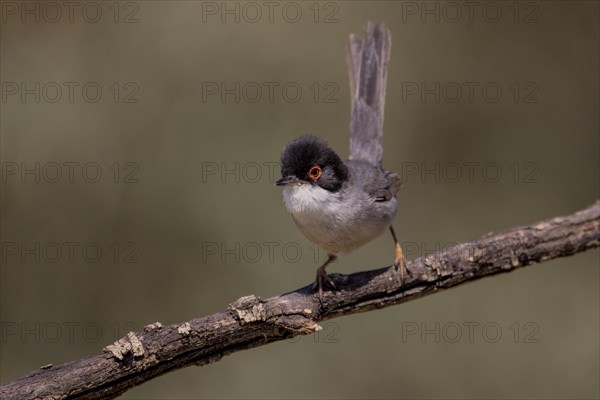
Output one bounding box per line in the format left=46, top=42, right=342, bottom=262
left=275, top=176, right=300, bottom=186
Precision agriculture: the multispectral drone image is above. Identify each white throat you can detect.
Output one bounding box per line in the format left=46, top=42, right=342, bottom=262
left=282, top=183, right=333, bottom=214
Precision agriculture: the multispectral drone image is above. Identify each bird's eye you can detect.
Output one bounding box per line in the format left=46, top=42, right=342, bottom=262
left=308, top=165, right=322, bottom=181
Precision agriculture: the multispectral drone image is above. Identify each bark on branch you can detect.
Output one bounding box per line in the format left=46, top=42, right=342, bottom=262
left=1, top=201, right=598, bottom=400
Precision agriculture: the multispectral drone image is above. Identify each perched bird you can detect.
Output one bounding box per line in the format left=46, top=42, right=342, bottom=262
left=276, top=22, right=409, bottom=296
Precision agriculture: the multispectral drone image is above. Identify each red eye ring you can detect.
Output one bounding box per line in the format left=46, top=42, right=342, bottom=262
left=308, top=165, right=322, bottom=181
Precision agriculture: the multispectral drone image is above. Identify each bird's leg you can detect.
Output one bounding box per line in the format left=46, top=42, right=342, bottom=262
left=390, top=226, right=411, bottom=282
left=312, top=254, right=338, bottom=297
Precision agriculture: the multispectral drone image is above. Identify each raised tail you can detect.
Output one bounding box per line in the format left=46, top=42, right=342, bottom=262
left=347, top=22, right=391, bottom=167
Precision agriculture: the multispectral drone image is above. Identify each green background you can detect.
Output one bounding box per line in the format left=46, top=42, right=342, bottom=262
left=1, top=1, right=598, bottom=399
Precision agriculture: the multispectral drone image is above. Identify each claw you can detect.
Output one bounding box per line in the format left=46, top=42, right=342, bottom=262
left=312, top=255, right=337, bottom=297
left=392, top=233, right=412, bottom=284
left=312, top=269, right=338, bottom=297
left=394, top=248, right=411, bottom=280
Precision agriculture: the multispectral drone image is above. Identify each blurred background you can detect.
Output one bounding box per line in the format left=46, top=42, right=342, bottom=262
left=1, top=1, right=598, bottom=399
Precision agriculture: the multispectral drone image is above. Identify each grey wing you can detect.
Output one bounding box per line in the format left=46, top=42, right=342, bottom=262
left=367, top=172, right=402, bottom=202
left=347, top=22, right=391, bottom=167
left=349, top=161, right=401, bottom=202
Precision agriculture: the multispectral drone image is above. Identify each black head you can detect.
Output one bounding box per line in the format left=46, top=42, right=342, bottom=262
left=276, top=135, right=348, bottom=192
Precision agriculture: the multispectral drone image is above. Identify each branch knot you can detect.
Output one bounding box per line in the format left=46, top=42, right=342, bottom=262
left=104, top=332, right=145, bottom=361
left=229, top=295, right=267, bottom=324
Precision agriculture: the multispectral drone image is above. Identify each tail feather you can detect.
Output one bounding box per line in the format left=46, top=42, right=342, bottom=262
left=347, top=22, right=391, bottom=167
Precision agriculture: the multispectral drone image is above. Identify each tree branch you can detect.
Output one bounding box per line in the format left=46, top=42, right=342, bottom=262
left=1, top=201, right=598, bottom=399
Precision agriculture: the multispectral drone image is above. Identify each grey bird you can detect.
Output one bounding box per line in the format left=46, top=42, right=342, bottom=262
left=275, top=23, right=409, bottom=296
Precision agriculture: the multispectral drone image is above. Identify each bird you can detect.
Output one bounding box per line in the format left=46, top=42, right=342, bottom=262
left=275, top=22, right=409, bottom=296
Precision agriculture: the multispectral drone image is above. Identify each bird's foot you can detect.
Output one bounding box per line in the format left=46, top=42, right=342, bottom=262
left=312, top=267, right=338, bottom=298
left=393, top=242, right=412, bottom=284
